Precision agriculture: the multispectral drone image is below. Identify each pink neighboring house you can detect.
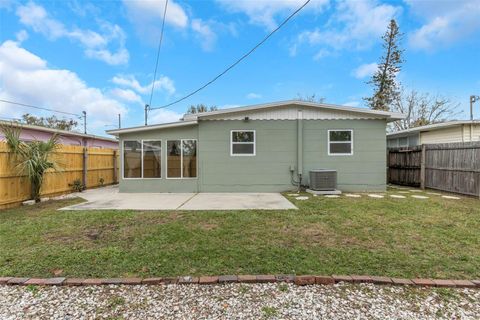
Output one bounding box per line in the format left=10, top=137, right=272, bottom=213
left=0, top=120, right=118, bottom=149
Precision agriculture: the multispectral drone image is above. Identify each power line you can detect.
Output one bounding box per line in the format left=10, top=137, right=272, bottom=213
left=0, top=99, right=82, bottom=117
left=150, top=0, right=311, bottom=111
left=148, top=0, right=169, bottom=108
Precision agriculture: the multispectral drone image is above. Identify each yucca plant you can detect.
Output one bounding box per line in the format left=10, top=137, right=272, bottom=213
left=1, top=124, right=61, bottom=202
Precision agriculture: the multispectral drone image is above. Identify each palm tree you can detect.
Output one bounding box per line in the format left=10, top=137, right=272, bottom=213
left=1, top=124, right=61, bottom=202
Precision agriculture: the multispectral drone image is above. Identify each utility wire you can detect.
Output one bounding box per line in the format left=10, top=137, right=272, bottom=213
left=148, top=0, right=169, bottom=107
left=150, top=0, right=311, bottom=111
left=0, top=98, right=82, bottom=118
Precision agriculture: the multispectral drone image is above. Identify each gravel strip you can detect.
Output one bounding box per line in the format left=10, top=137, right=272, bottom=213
left=1, top=283, right=479, bottom=319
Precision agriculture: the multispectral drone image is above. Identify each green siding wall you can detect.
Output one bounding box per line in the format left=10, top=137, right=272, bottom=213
left=198, top=120, right=297, bottom=192
left=303, top=120, right=387, bottom=192
left=118, top=119, right=387, bottom=193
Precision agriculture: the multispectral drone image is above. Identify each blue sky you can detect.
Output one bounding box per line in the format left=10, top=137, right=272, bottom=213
left=1, top=0, right=479, bottom=136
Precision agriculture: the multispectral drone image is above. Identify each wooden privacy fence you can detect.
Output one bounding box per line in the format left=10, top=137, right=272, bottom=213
left=387, top=146, right=422, bottom=187
left=0, top=142, right=118, bottom=209
left=388, top=142, right=480, bottom=198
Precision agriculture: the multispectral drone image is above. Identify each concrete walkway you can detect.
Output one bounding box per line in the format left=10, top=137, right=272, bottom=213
left=60, top=186, right=297, bottom=211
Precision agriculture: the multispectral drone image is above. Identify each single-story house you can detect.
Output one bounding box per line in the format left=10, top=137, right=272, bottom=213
left=387, top=120, right=480, bottom=148
left=107, top=100, right=403, bottom=193
left=0, top=120, right=118, bottom=148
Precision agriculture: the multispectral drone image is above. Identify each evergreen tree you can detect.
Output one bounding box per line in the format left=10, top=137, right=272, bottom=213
left=364, top=19, right=404, bottom=111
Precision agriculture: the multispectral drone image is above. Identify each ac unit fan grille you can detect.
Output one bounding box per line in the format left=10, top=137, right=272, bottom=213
left=309, top=170, right=337, bottom=191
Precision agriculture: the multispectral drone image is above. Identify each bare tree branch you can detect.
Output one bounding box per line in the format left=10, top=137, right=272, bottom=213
left=390, top=90, right=461, bottom=131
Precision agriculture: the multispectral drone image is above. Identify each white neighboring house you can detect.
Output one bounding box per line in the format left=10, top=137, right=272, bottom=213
left=387, top=120, right=480, bottom=148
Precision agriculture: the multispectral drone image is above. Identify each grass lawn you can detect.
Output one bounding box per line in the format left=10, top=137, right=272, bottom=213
left=0, top=188, right=479, bottom=279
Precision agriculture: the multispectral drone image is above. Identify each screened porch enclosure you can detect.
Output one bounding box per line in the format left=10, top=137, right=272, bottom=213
left=122, top=139, right=197, bottom=180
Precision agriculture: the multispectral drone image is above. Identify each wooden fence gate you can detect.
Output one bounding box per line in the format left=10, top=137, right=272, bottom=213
left=387, top=142, right=480, bottom=197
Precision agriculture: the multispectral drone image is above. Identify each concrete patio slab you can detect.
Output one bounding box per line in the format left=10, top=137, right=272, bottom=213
left=178, top=193, right=297, bottom=210
left=60, top=186, right=297, bottom=211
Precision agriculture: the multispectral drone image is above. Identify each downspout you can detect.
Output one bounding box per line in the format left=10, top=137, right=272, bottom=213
left=297, top=110, right=303, bottom=192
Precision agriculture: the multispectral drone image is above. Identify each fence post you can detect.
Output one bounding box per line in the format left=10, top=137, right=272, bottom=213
left=420, top=144, right=426, bottom=190
left=478, top=172, right=480, bottom=200
left=113, top=150, right=118, bottom=183
left=82, top=147, right=88, bottom=190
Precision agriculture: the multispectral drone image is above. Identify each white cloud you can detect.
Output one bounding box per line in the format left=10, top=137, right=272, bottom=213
left=333, top=0, right=401, bottom=48
left=0, top=40, right=45, bottom=69
left=407, top=0, right=480, bottom=50
left=0, top=40, right=127, bottom=131
left=0, top=0, right=14, bottom=9
left=16, top=2, right=66, bottom=39
left=67, top=0, right=99, bottom=18
left=15, top=30, right=29, bottom=43
left=246, top=92, right=262, bottom=99
left=123, top=0, right=188, bottom=41
left=85, top=48, right=129, bottom=66
left=191, top=19, right=217, bottom=52
left=352, top=62, right=378, bottom=79
left=289, top=43, right=298, bottom=57
left=125, top=0, right=188, bottom=28
left=149, top=108, right=183, bottom=124
left=124, top=0, right=236, bottom=51
left=313, top=48, right=330, bottom=60
left=112, top=74, right=175, bottom=96
left=16, top=2, right=129, bottom=65
left=109, top=88, right=143, bottom=104
left=217, top=0, right=328, bottom=30
left=112, top=75, right=147, bottom=93
left=292, top=0, right=401, bottom=55
left=343, top=101, right=360, bottom=107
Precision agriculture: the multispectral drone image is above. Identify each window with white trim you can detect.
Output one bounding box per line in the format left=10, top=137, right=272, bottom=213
left=167, top=139, right=197, bottom=178
left=231, top=130, right=255, bottom=156
left=123, top=140, right=162, bottom=178
left=328, top=130, right=353, bottom=155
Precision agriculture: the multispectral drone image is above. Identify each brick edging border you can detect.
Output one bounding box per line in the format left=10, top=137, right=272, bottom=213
left=1, top=275, right=479, bottom=288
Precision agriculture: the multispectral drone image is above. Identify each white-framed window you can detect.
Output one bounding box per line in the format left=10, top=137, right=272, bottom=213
left=166, top=139, right=197, bottom=179
left=230, top=130, right=255, bottom=156
left=123, top=140, right=162, bottom=179
left=328, top=130, right=353, bottom=156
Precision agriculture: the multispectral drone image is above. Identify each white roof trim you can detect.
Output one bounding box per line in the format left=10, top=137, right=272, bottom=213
left=183, top=100, right=405, bottom=122
left=106, top=120, right=198, bottom=136
left=387, top=120, right=480, bottom=137
left=107, top=101, right=406, bottom=136
left=0, top=120, right=117, bottom=142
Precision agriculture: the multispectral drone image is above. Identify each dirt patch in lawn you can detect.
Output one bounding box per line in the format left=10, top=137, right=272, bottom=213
left=297, top=223, right=336, bottom=244
left=291, top=222, right=388, bottom=250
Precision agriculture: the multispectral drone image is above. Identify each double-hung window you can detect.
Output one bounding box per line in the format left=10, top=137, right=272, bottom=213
left=123, top=140, right=162, bottom=179
left=167, top=139, right=197, bottom=178
left=328, top=130, right=353, bottom=155
left=231, top=130, right=255, bottom=156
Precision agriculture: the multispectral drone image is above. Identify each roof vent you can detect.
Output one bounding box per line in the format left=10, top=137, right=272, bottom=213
left=309, top=169, right=337, bottom=191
